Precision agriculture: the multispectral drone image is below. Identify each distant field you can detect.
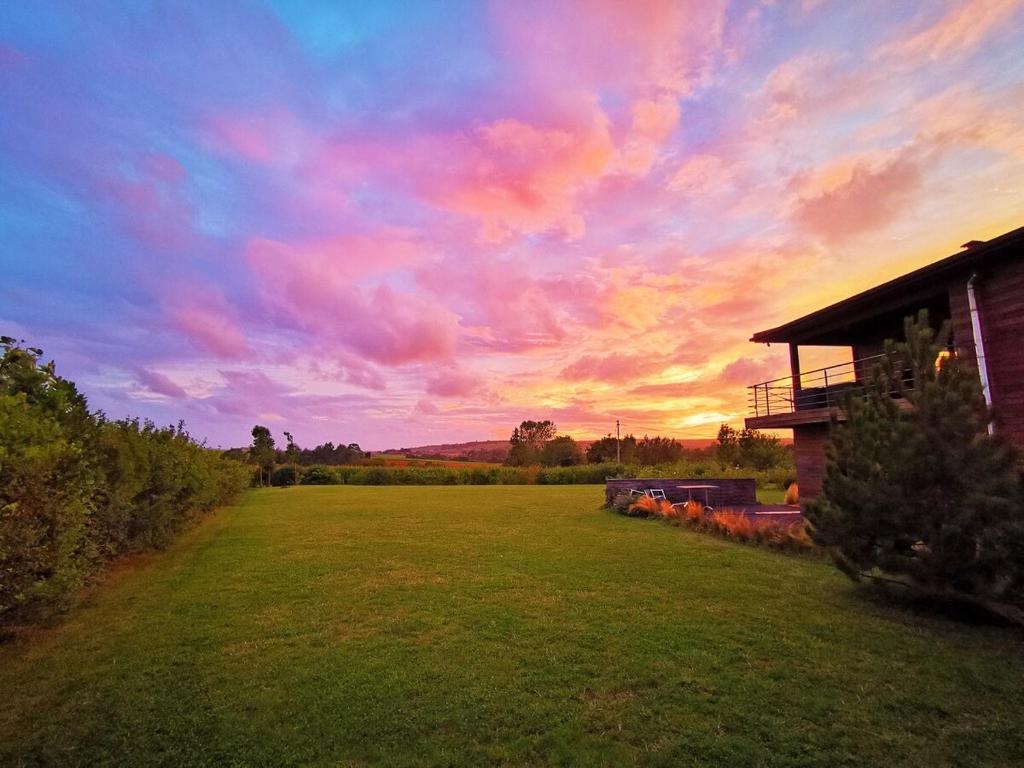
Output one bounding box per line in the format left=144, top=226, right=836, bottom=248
left=2, top=486, right=1022, bottom=767
left=371, top=456, right=501, bottom=468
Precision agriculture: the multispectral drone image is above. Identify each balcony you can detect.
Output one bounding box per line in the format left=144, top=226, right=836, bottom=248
left=746, top=354, right=910, bottom=429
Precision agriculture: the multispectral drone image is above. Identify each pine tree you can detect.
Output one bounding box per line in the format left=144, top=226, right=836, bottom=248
left=806, top=311, right=1024, bottom=612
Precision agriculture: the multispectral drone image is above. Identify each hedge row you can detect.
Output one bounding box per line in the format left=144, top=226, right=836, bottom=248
left=271, top=460, right=794, bottom=488
left=1, top=345, right=250, bottom=624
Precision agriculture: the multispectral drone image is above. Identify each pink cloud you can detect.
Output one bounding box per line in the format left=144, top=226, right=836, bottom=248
left=792, top=149, right=925, bottom=242
left=89, top=153, right=195, bottom=249
left=308, top=357, right=386, bottom=391
left=418, top=256, right=611, bottom=353
left=561, top=353, right=666, bottom=384
left=247, top=232, right=428, bottom=281
left=169, top=306, right=249, bottom=359
left=876, top=0, right=1024, bottom=64
left=141, top=153, right=187, bottom=184
left=425, top=368, right=488, bottom=398
left=719, top=356, right=776, bottom=386
left=618, top=96, right=682, bottom=175
left=432, top=108, right=614, bottom=242
left=202, top=111, right=313, bottom=167
left=247, top=236, right=458, bottom=366
left=755, top=53, right=873, bottom=129
left=164, top=286, right=248, bottom=359
left=491, top=0, right=727, bottom=97
left=667, top=153, right=730, bottom=195
left=414, top=399, right=439, bottom=416
left=135, top=367, right=187, bottom=399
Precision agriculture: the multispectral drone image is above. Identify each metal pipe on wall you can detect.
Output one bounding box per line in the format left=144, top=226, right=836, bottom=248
left=966, top=272, right=995, bottom=435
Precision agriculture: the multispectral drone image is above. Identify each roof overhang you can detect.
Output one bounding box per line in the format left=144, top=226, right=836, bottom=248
left=751, top=225, right=1024, bottom=345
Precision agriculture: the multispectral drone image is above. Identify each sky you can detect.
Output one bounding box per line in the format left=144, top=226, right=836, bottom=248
left=1, top=0, right=1023, bottom=450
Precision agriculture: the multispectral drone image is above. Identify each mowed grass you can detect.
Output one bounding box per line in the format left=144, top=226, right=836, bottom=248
left=2, top=487, right=1022, bottom=767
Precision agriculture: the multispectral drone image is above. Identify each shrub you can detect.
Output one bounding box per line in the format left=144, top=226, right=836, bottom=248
left=299, top=466, right=339, bottom=485
left=682, top=499, right=705, bottom=524
left=784, top=483, right=799, bottom=505
left=628, top=495, right=674, bottom=518
left=706, top=509, right=813, bottom=551
left=765, top=466, right=797, bottom=490
left=607, top=492, right=633, bottom=515
left=0, top=341, right=249, bottom=625
left=362, top=467, right=392, bottom=485
left=710, top=511, right=756, bottom=541
left=271, top=466, right=299, bottom=487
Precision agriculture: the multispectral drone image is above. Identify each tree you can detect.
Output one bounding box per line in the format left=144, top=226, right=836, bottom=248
left=716, top=424, right=790, bottom=470
left=586, top=434, right=636, bottom=464
left=806, top=312, right=1024, bottom=615
left=540, top=435, right=583, bottom=467
left=282, top=431, right=300, bottom=465
left=249, top=425, right=276, bottom=487
left=506, top=420, right=557, bottom=466
left=635, top=435, right=684, bottom=465
left=715, top=424, right=741, bottom=466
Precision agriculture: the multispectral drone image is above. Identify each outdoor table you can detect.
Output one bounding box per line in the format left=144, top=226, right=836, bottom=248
left=675, top=484, right=719, bottom=507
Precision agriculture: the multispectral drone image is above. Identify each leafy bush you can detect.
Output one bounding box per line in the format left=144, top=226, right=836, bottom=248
left=628, top=495, right=672, bottom=518
left=608, top=492, right=633, bottom=515
left=0, top=341, right=249, bottom=625
left=709, top=510, right=756, bottom=541
left=271, top=466, right=299, bottom=487
left=299, top=466, right=339, bottom=485
left=784, top=483, right=800, bottom=505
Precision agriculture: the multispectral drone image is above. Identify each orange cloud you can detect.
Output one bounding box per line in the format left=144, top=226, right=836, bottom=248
left=618, top=96, right=682, bottom=175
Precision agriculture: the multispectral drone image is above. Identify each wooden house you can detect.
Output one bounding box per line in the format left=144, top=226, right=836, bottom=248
left=745, top=225, right=1024, bottom=499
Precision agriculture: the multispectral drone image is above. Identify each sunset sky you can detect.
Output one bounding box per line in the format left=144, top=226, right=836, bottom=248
left=2, top=1, right=1023, bottom=449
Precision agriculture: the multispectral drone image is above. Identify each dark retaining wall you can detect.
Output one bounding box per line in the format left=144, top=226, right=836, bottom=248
left=604, top=478, right=758, bottom=508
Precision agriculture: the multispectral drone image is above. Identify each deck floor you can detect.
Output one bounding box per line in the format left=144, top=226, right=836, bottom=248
left=723, top=504, right=804, bottom=525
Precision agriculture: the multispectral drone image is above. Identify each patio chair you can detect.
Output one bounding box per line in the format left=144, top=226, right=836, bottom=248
left=670, top=499, right=714, bottom=515
left=648, top=488, right=667, bottom=500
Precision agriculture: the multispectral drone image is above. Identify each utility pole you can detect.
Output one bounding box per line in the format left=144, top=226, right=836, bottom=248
left=616, top=419, right=621, bottom=464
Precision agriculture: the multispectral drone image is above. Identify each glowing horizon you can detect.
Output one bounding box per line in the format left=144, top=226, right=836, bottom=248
left=2, top=1, right=1023, bottom=449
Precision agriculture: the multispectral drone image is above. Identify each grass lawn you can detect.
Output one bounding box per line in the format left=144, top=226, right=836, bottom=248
left=756, top=486, right=786, bottom=505
left=2, top=486, right=1022, bottom=767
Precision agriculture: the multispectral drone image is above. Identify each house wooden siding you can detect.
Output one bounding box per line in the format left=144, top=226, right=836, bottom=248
left=792, top=424, right=830, bottom=499
left=746, top=226, right=1024, bottom=501
left=970, top=251, right=1024, bottom=447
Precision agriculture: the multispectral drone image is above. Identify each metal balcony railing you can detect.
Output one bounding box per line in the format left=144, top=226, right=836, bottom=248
left=747, top=354, right=913, bottom=418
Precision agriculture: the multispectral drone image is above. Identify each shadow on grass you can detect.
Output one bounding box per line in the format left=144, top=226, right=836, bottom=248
left=851, top=581, right=1024, bottom=632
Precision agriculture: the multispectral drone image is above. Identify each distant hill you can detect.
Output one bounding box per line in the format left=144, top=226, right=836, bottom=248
left=380, top=440, right=511, bottom=463
left=380, top=437, right=722, bottom=463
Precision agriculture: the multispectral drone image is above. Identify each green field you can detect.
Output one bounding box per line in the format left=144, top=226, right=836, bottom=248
left=2, top=486, right=1022, bottom=767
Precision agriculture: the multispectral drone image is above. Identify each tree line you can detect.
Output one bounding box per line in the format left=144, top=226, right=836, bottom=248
left=223, top=428, right=371, bottom=487
left=504, top=419, right=792, bottom=470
